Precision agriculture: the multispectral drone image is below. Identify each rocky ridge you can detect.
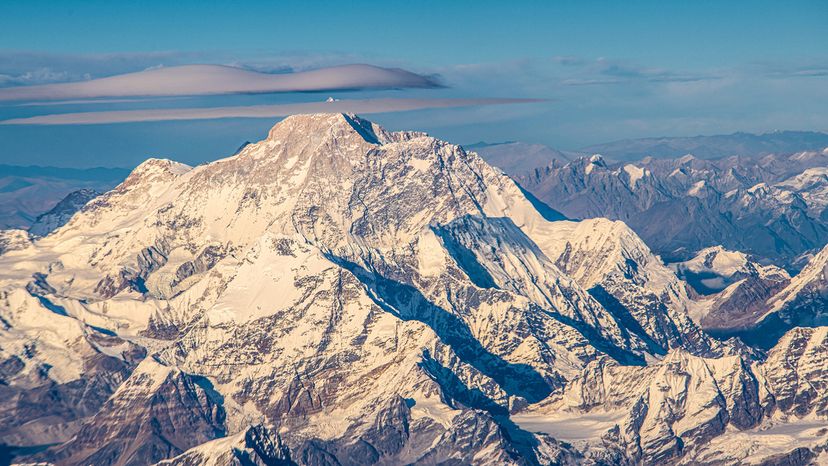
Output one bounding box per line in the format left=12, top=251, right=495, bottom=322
left=0, top=114, right=826, bottom=465
left=502, top=149, right=828, bottom=267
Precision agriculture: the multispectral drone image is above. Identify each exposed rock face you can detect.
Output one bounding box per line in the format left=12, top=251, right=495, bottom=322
left=0, top=114, right=827, bottom=465
left=538, top=218, right=720, bottom=356
left=0, top=286, right=146, bottom=449
left=757, top=327, right=828, bottom=417
left=156, top=425, right=293, bottom=466
left=721, top=243, right=828, bottom=348
left=31, top=358, right=226, bottom=466
left=514, top=335, right=828, bottom=465
left=672, top=246, right=792, bottom=335
left=28, top=188, right=100, bottom=237
left=498, top=149, right=828, bottom=268
left=701, top=271, right=790, bottom=332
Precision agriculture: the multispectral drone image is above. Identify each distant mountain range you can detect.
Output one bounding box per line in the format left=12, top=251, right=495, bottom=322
left=512, top=151, right=828, bottom=268
left=5, top=130, right=825, bottom=232
left=472, top=130, right=828, bottom=165
left=465, top=141, right=577, bottom=173
left=474, top=132, right=828, bottom=269
left=0, top=164, right=129, bottom=230
left=580, top=130, right=828, bottom=161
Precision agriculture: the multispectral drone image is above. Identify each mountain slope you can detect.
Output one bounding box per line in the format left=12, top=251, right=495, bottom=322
left=468, top=141, right=576, bottom=174
left=0, top=114, right=636, bottom=464
left=1, top=114, right=826, bottom=465
left=674, top=247, right=791, bottom=331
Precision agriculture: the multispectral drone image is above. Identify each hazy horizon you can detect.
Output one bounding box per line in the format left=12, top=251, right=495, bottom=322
left=1, top=0, right=826, bottom=168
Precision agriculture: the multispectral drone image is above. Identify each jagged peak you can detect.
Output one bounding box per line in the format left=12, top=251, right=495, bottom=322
left=679, top=245, right=751, bottom=278
left=265, top=112, right=391, bottom=145
left=128, top=157, right=192, bottom=179
left=103, top=158, right=193, bottom=201
left=765, top=242, right=828, bottom=314
left=622, top=163, right=648, bottom=188
left=746, top=182, right=770, bottom=195
left=571, top=218, right=653, bottom=259
left=576, top=154, right=607, bottom=175
left=588, top=153, right=606, bottom=165
left=110, top=356, right=176, bottom=396
left=256, top=114, right=434, bottom=164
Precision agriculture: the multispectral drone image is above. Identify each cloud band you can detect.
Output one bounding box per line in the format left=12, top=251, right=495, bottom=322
left=0, top=64, right=441, bottom=102
left=0, top=97, right=544, bottom=125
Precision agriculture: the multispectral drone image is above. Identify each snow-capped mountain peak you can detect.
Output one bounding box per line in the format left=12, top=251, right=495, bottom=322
left=3, top=114, right=828, bottom=465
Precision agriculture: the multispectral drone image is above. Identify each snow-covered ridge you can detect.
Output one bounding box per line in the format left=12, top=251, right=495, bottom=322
left=1, top=113, right=827, bottom=465
left=28, top=188, right=101, bottom=237
left=506, top=147, right=828, bottom=268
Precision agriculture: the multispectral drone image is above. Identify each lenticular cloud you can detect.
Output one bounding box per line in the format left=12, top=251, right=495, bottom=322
left=0, top=64, right=441, bottom=102
left=0, top=97, right=541, bottom=125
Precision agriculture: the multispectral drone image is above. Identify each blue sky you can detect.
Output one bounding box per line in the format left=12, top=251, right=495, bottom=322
left=1, top=0, right=826, bottom=167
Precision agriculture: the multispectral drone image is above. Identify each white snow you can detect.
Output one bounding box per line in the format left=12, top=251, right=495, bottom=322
left=623, top=164, right=647, bottom=188
left=513, top=409, right=627, bottom=443
left=677, top=246, right=749, bottom=278
left=687, top=180, right=706, bottom=196
left=687, top=418, right=828, bottom=465
left=585, top=155, right=604, bottom=175
left=765, top=243, right=828, bottom=315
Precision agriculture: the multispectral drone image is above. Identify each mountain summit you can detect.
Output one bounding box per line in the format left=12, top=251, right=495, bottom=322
left=1, top=114, right=826, bottom=465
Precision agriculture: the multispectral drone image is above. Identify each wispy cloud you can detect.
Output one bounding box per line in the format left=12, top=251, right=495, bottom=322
left=562, top=58, right=722, bottom=85
left=0, top=64, right=442, bottom=102
left=754, top=59, right=828, bottom=79
left=428, top=54, right=827, bottom=146
left=435, top=56, right=724, bottom=95
left=0, top=97, right=543, bottom=125
left=16, top=97, right=184, bottom=107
